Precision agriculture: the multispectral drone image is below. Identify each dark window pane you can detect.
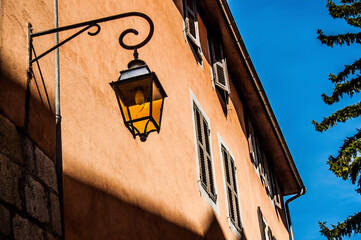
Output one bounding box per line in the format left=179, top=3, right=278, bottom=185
left=208, top=157, right=215, bottom=196
left=203, top=119, right=210, bottom=154
left=188, top=16, right=196, bottom=37
left=228, top=188, right=234, bottom=221
left=223, top=150, right=231, bottom=184
left=230, top=158, right=237, bottom=193
left=195, top=109, right=203, bottom=144
left=216, top=64, right=226, bottom=86
left=235, top=196, right=241, bottom=228
left=199, top=147, right=207, bottom=186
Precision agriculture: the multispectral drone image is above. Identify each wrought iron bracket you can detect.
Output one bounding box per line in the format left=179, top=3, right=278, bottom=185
left=28, top=12, right=154, bottom=75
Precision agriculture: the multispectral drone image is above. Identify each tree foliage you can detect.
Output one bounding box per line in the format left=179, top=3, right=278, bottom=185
left=319, top=212, right=361, bottom=240
left=313, top=0, right=361, bottom=239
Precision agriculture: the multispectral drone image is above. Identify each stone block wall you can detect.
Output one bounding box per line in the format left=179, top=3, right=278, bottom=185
left=0, top=114, right=62, bottom=239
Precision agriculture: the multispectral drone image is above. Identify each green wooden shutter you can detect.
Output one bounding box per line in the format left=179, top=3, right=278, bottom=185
left=222, top=146, right=242, bottom=231
left=210, top=36, right=230, bottom=93
left=202, top=118, right=216, bottom=201
left=267, top=227, right=273, bottom=240
left=184, top=0, right=200, bottom=47
left=262, top=154, right=273, bottom=198
left=194, top=104, right=207, bottom=189
left=257, top=207, right=267, bottom=240
left=270, top=165, right=282, bottom=209
left=193, top=103, right=216, bottom=202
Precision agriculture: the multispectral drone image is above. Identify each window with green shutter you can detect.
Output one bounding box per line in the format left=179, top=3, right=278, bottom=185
left=257, top=207, right=277, bottom=240
left=210, top=35, right=230, bottom=93
left=209, top=33, right=230, bottom=115
left=258, top=207, right=267, bottom=240
left=183, top=0, right=202, bottom=63
left=193, top=103, right=217, bottom=202
left=247, top=121, right=260, bottom=173
left=184, top=0, right=200, bottom=47
left=248, top=119, right=282, bottom=209
left=221, top=145, right=242, bottom=233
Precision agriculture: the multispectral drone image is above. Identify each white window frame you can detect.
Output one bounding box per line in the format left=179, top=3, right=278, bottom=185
left=258, top=207, right=276, bottom=240
left=182, top=0, right=203, bottom=66
left=247, top=121, right=260, bottom=178
left=248, top=119, right=282, bottom=209
left=183, top=0, right=200, bottom=47
left=209, top=35, right=230, bottom=93
left=189, top=88, right=219, bottom=214
left=218, top=134, right=244, bottom=238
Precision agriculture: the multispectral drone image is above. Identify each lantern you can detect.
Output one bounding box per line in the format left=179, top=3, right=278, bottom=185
left=110, top=58, right=167, bottom=141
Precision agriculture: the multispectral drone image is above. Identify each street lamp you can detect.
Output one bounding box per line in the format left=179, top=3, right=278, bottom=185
left=110, top=50, right=167, bottom=142
left=28, top=12, right=167, bottom=141
left=27, top=12, right=164, bottom=239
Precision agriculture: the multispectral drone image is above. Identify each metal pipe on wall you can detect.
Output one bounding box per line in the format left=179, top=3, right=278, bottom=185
left=285, top=187, right=306, bottom=240
left=54, top=0, right=64, bottom=238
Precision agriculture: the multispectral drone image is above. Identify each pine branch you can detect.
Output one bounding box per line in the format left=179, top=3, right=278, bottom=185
left=328, top=132, right=361, bottom=178
left=328, top=58, right=361, bottom=84
left=341, top=0, right=358, bottom=4
left=333, top=129, right=361, bottom=156
left=322, top=76, right=361, bottom=104
left=345, top=16, right=361, bottom=28
left=357, top=176, right=361, bottom=193
left=317, top=2, right=361, bottom=240
left=330, top=156, right=361, bottom=191
left=317, top=30, right=361, bottom=47
left=319, top=212, right=361, bottom=239
left=350, top=158, right=361, bottom=191
left=312, top=101, right=361, bottom=132
left=327, top=0, right=361, bottom=19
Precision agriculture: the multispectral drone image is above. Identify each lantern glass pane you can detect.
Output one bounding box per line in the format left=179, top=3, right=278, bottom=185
left=118, top=96, right=130, bottom=121
left=152, top=80, right=163, bottom=101
left=131, top=119, right=157, bottom=135
left=145, top=120, right=157, bottom=133
left=152, top=98, right=163, bottom=125
left=128, top=101, right=150, bottom=121
left=119, top=66, right=150, bottom=80
left=132, top=119, right=149, bottom=135
left=113, top=78, right=151, bottom=107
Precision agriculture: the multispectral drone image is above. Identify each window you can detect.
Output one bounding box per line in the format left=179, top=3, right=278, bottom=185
left=183, top=0, right=202, bottom=62
left=221, top=144, right=243, bottom=234
left=247, top=121, right=260, bottom=174
left=257, top=207, right=277, bottom=240
left=273, top=179, right=282, bottom=208
left=269, top=164, right=282, bottom=209
left=248, top=119, right=282, bottom=209
left=209, top=34, right=230, bottom=114
left=193, top=102, right=217, bottom=203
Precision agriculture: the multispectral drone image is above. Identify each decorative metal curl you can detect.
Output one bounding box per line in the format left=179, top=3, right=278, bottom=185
left=118, top=15, right=154, bottom=50
left=119, top=29, right=139, bottom=50
left=28, top=12, right=154, bottom=67
left=87, top=24, right=101, bottom=36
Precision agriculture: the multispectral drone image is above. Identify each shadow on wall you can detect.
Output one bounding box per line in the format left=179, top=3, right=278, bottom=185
left=0, top=59, right=56, bottom=160
left=64, top=174, right=226, bottom=240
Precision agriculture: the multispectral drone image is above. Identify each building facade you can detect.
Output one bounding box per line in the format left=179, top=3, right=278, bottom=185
left=0, top=0, right=305, bottom=239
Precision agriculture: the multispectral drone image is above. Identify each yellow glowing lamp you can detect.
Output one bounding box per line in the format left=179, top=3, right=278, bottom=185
left=110, top=58, right=167, bottom=142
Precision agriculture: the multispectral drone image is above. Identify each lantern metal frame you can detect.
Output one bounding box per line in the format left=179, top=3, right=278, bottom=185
left=110, top=62, right=167, bottom=141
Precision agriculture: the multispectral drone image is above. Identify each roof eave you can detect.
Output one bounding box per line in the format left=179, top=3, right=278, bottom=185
left=212, top=0, right=305, bottom=195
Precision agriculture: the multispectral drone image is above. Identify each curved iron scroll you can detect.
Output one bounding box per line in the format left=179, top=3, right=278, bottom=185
left=28, top=12, right=154, bottom=65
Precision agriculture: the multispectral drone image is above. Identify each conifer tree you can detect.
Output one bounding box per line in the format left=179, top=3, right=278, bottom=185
left=313, top=0, right=361, bottom=239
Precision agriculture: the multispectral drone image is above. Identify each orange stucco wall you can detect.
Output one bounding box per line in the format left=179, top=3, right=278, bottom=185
left=1, top=0, right=290, bottom=239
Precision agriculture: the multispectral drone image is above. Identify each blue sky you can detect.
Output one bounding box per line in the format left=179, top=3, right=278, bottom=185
left=228, top=0, right=361, bottom=239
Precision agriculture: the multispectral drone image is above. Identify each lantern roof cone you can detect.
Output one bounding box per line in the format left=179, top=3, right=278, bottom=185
left=127, top=49, right=146, bottom=69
